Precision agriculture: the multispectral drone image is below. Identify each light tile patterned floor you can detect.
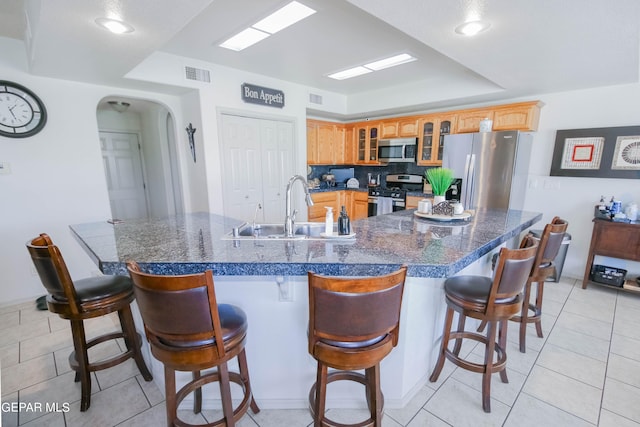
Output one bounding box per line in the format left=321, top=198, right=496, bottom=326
left=2, top=278, right=640, bottom=426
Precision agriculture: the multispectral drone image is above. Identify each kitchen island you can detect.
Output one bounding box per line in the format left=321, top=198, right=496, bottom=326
left=70, top=209, right=541, bottom=410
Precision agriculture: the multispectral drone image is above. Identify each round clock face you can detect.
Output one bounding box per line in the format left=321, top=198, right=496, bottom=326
left=0, top=81, right=47, bottom=138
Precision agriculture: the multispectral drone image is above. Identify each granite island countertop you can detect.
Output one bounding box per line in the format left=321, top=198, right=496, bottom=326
left=70, top=209, right=541, bottom=278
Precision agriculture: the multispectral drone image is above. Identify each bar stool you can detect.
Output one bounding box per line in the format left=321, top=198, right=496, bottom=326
left=512, top=217, right=568, bottom=352
left=127, top=262, right=259, bottom=427
left=429, top=236, right=538, bottom=413
left=26, top=233, right=152, bottom=412
left=307, top=266, right=407, bottom=427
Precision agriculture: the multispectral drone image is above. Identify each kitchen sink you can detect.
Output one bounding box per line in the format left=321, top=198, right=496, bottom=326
left=224, top=222, right=328, bottom=240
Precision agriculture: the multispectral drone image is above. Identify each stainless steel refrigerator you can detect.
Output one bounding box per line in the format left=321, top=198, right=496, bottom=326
left=442, top=130, right=533, bottom=211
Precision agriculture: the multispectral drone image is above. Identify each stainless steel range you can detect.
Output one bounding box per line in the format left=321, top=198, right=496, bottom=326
left=367, top=174, right=423, bottom=216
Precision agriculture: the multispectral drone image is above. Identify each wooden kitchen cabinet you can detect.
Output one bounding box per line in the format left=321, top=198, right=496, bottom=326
left=456, top=110, right=494, bottom=133
left=582, top=219, right=640, bottom=292
left=343, top=124, right=355, bottom=164
left=307, top=121, right=319, bottom=164
left=307, top=119, right=346, bottom=165
left=309, top=191, right=341, bottom=221
left=492, top=101, right=542, bottom=131
left=306, top=100, right=543, bottom=167
left=309, top=190, right=369, bottom=222
left=416, top=115, right=456, bottom=166
left=398, top=118, right=420, bottom=137
left=354, top=123, right=380, bottom=164
left=379, top=120, right=398, bottom=139
left=455, top=101, right=543, bottom=133
left=350, top=190, right=369, bottom=220
left=379, top=117, right=419, bottom=139
left=316, top=122, right=337, bottom=164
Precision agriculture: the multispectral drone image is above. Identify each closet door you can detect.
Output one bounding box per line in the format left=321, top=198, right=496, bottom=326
left=220, top=115, right=263, bottom=222
left=220, top=114, right=295, bottom=223
left=261, top=120, right=294, bottom=222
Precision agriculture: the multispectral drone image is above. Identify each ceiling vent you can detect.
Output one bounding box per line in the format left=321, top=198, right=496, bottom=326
left=309, top=93, right=323, bottom=105
left=185, top=66, right=211, bottom=83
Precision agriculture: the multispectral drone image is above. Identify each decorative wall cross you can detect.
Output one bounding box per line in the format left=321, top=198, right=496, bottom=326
left=185, top=123, right=196, bottom=163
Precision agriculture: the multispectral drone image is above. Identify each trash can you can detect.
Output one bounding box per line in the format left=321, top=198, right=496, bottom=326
left=530, top=230, right=571, bottom=282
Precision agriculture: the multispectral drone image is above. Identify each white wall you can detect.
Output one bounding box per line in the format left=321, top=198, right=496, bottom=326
left=523, top=84, right=640, bottom=280
left=128, top=52, right=319, bottom=215
left=0, top=38, right=195, bottom=304
left=140, top=105, right=172, bottom=217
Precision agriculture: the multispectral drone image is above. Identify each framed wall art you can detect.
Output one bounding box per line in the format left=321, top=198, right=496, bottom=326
left=611, top=136, right=640, bottom=170
left=550, top=126, right=640, bottom=178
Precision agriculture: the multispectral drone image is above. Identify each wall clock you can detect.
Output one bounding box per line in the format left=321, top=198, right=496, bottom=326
left=0, top=80, right=47, bottom=138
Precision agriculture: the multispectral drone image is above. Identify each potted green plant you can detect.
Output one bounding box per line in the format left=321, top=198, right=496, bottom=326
left=425, top=167, right=454, bottom=205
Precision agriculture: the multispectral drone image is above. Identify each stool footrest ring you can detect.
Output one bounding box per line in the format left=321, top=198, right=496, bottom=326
left=443, top=331, right=507, bottom=374
left=68, top=331, right=141, bottom=373
left=173, top=370, right=253, bottom=427
left=511, top=302, right=542, bottom=324
left=309, top=371, right=383, bottom=427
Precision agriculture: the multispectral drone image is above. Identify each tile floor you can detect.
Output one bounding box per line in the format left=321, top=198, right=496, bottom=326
left=2, top=277, right=640, bottom=426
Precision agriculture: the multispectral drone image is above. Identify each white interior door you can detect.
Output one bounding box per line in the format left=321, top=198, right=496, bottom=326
left=220, top=114, right=295, bottom=223
left=261, top=120, right=294, bottom=222
left=220, top=115, right=264, bottom=222
left=100, top=131, right=149, bottom=220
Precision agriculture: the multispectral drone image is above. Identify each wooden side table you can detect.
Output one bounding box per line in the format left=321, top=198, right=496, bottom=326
left=582, top=218, right=640, bottom=289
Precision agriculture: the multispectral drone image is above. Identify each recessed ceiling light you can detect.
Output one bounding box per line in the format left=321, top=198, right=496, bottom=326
left=220, top=1, right=316, bottom=51
left=253, top=1, right=316, bottom=34
left=328, top=66, right=372, bottom=80
left=95, top=18, right=135, bottom=34
left=220, top=28, right=270, bottom=51
left=454, top=20, right=491, bottom=36
left=364, top=53, right=416, bottom=71
left=328, top=53, right=417, bottom=80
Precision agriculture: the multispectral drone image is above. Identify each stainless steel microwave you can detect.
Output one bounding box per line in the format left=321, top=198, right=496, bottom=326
left=377, top=138, right=417, bottom=163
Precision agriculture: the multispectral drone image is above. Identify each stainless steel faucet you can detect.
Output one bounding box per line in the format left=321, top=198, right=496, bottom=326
left=284, top=175, right=314, bottom=237
left=252, top=203, right=262, bottom=231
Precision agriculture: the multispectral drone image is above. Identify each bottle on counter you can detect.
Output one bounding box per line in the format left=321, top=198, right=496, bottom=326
left=338, top=205, right=351, bottom=235
left=325, top=207, right=333, bottom=236
left=611, top=198, right=622, bottom=215
left=598, top=196, right=607, bottom=212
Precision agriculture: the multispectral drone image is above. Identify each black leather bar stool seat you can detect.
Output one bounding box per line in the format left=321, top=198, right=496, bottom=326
left=55, top=275, right=132, bottom=302
left=27, top=233, right=152, bottom=412
left=307, top=266, right=407, bottom=427
left=429, top=236, right=538, bottom=413
left=127, top=262, right=259, bottom=427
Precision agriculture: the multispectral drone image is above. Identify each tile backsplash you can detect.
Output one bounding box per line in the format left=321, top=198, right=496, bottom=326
left=309, top=163, right=432, bottom=188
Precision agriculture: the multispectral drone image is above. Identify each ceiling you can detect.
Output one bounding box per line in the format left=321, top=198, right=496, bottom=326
left=2, top=0, right=639, bottom=118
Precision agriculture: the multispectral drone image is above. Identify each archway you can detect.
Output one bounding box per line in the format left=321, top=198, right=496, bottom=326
left=96, top=97, right=183, bottom=220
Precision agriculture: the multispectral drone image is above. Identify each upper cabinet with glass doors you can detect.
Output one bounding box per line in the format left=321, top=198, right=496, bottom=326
left=355, top=123, right=380, bottom=164
left=417, top=115, right=456, bottom=166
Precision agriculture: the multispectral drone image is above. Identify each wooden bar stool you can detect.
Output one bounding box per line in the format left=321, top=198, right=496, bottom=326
left=512, top=217, right=568, bottom=352
left=26, top=233, right=152, bottom=412
left=127, top=262, right=259, bottom=427
left=307, top=266, right=407, bottom=427
left=429, top=237, right=538, bottom=412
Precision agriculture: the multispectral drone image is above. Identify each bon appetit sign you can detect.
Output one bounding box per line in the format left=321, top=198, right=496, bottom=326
left=241, top=83, right=285, bottom=108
